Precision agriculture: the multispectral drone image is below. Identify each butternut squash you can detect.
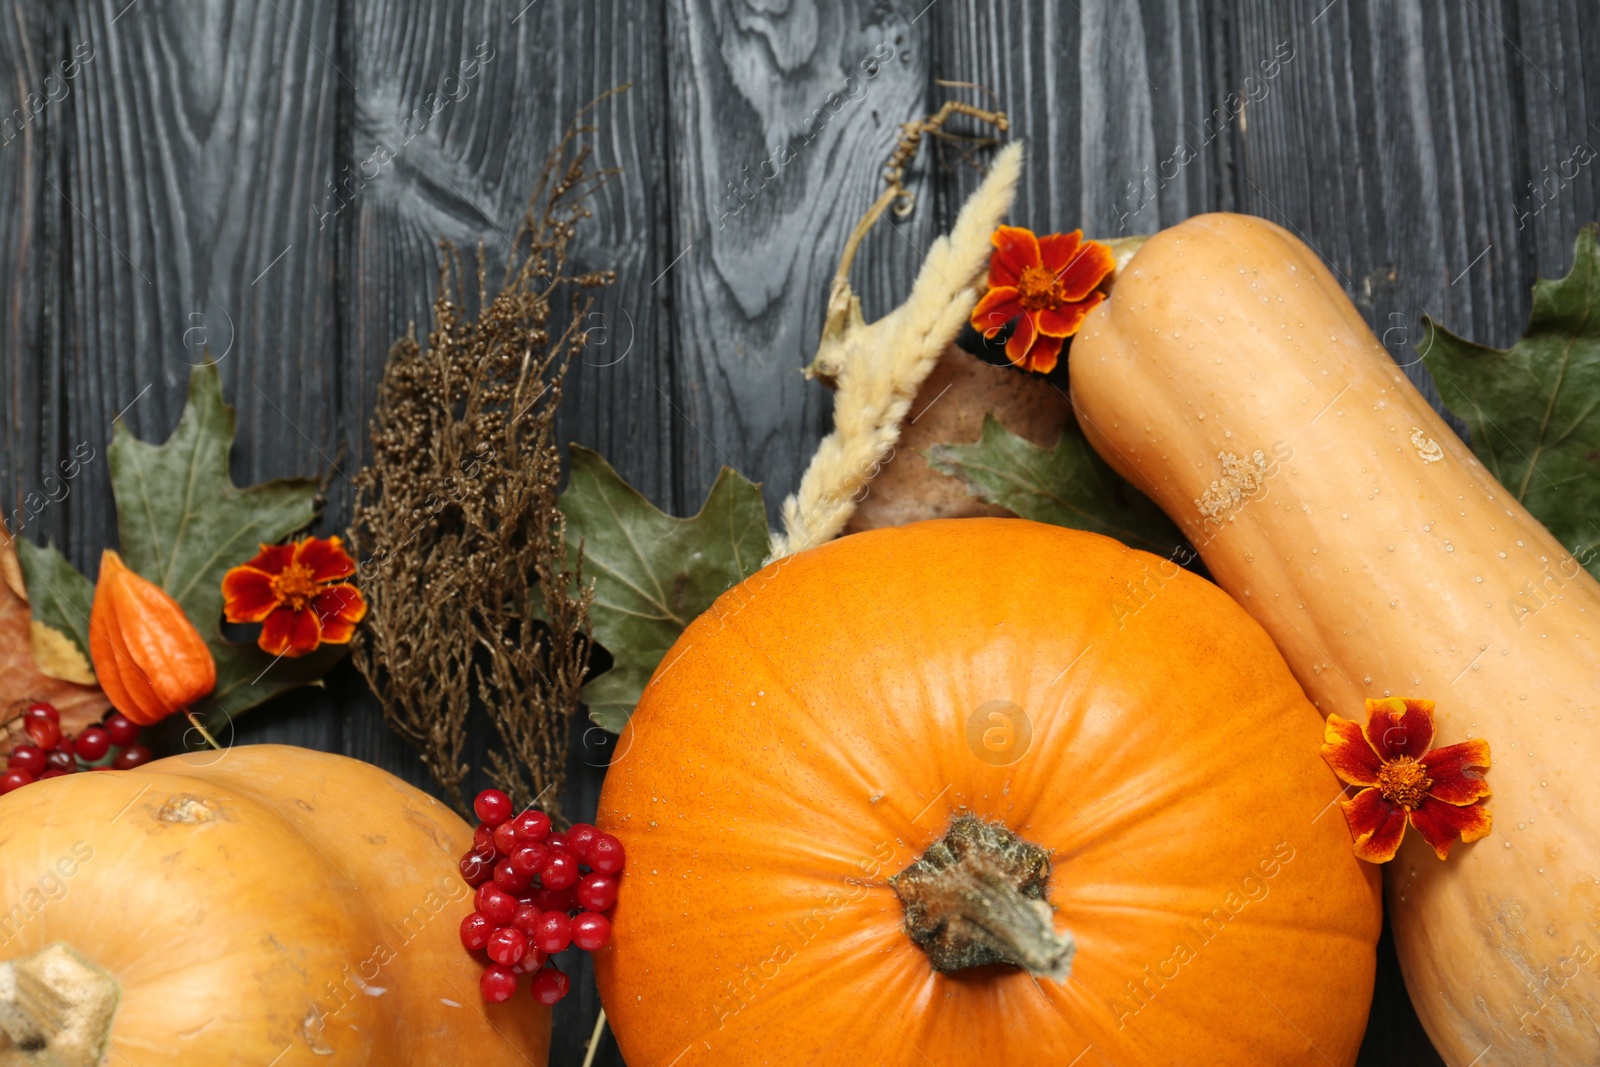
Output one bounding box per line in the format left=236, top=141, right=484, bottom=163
left=1070, top=212, right=1600, bottom=1066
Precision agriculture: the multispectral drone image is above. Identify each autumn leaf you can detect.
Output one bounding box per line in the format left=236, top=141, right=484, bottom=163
left=928, top=413, right=1189, bottom=558
left=100, top=362, right=344, bottom=730
left=558, top=446, right=767, bottom=732
left=1424, top=225, right=1600, bottom=575
left=0, top=527, right=108, bottom=734
left=14, top=538, right=97, bottom=684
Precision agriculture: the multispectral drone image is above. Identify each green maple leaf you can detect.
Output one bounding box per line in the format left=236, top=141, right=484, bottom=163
left=108, top=363, right=345, bottom=730
left=928, top=413, right=1189, bottom=558
left=558, top=445, right=767, bottom=732
left=15, top=539, right=96, bottom=664
left=1423, top=225, right=1600, bottom=575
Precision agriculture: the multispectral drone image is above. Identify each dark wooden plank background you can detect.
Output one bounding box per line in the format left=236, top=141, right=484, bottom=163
left=3, top=1, right=1596, bottom=1063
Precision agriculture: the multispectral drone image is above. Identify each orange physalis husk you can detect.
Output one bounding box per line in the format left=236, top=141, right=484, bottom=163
left=88, top=550, right=217, bottom=726
left=1321, top=697, right=1491, bottom=863
left=969, top=225, right=1116, bottom=374
left=221, top=535, right=367, bottom=659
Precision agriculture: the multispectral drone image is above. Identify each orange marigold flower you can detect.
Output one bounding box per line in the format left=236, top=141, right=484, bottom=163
left=221, top=536, right=367, bottom=658
left=969, top=225, right=1116, bottom=374
left=1322, top=697, right=1491, bottom=863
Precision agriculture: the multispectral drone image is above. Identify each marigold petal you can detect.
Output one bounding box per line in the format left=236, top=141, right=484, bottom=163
left=294, top=535, right=357, bottom=583
left=1321, top=713, right=1383, bottom=787
left=240, top=542, right=296, bottom=576
left=971, top=287, right=1023, bottom=337
left=1423, top=738, right=1492, bottom=805
left=1362, top=696, right=1435, bottom=761
left=1408, top=798, right=1492, bottom=860
left=1037, top=230, right=1085, bottom=274
left=1004, top=312, right=1039, bottom=367
left=1055, top=239, right=1117, bottom=303
left=312, top=584, right=367, bottom=645
left=1034, top=292, right=1104, bottom=338
left=1340, top=787, right=1409, bottom=863
left=989, top=225, right=1041, bottom=288
left=1021, top=334, right=1064, bottom=375
left=221, top=566, right=280, bottom=623
left=259, top=606, right=322, bottom=659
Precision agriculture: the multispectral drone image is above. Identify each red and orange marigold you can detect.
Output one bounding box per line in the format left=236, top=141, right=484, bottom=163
left=970, top=225, right=1115, bottom=374
left=1322, top=697, right=1491, bottom=863
left=221, top=536, right=367, bottom=658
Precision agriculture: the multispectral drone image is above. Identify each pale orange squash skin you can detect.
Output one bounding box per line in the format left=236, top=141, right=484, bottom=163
left=1071, top=213, right=1600, bottom=1066
left=0, top=745, right=549, bottom=1065
left=594, top=519, right=1378, bottom=1066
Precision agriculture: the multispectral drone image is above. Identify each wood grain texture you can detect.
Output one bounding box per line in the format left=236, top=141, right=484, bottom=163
left=664, top=0, right=938, bottom=521
left=2, top=1, right=1597, bottom=1062
left=0, top=2, right=58, bottom=551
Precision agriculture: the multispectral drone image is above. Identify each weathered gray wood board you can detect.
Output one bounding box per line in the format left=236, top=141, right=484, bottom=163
left=3, top=1, right=1596, bottom=1062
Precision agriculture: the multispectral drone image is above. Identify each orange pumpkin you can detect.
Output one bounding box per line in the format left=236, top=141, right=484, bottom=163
left=0, top=745, right=549, bottom=1066
left=88, top=549, right=216, bottom=725
left=595, top=519, right=1379, bottom=1065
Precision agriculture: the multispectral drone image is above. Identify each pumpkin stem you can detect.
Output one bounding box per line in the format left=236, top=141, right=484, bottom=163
left=890, top=814, right=1075, bottom=981
left=0, top=943, right=119, bottom=1066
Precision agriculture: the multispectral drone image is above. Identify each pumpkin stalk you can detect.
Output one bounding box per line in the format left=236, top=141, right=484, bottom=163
left=891, top=815, right=1075, bottom=982
left=0, top=943, right=119, bottom=1067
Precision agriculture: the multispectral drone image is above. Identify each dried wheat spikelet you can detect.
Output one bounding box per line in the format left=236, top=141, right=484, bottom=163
left=769, top=139, right=1024, bottom=560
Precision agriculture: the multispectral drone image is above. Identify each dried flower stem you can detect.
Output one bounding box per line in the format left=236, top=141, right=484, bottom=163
left=351, top=97, right=619, bottom=818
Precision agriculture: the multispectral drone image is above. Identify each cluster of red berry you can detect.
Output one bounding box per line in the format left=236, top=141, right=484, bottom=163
left=458, top=788, right=625, bottom=1007
left=1, top=701, right=151, bottom=794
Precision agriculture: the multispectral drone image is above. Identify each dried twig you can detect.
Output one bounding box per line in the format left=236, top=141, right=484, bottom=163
left=351, top=96, right=620, bottom=818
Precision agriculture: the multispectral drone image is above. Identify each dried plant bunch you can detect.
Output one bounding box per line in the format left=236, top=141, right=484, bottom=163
left=351, top=105, right=615, bottom=819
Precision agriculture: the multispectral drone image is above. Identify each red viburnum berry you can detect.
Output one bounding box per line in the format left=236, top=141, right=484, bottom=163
left=0, top=770, right=34, bottom=794
left=511, top=903, right=542, bottom=936
left=480, top=965, right=518, bottom=1003
left=474, top=789, right=512, bottom=827
left=492, top=821, right=519, bottom=857
left=493, top=859, right=532, bottom=894
left=509, top=843, right=548, bottom=878
left=513, top=942, right=548, bottom=974
left=74, top=727, right=111, bottom=762
left=530, top=967, right=570, bottom=1006
left=475, top=883, right=518, bottom=926
left=533, top=912, right=571, bottom=954
left=533, top=887, right=575, bottom=914
left=571, top=911, right=612, bottom=952
left=460, top=847, right=495, bottom=888
left=576, top=872, right=619, bottom=912
left=541, top=852, right=579, bottom=891
left=512, top=810, right=550, bottom=841
left=566, top=823, right=598, bottom=862
left=24, top=717, right=60, bottom=752
left=112, top=745, right=152, bottom=770
left=486, top=926, right=527, bottom=967
left=460, top=912, right=493, bottom=952
left=104, top=711, right=140, bottom=747
left=24, top=701, right=59, bottom=724
left=6, top=745, right=45, bottom=777
left=588, top=833, right=626, bottom=875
